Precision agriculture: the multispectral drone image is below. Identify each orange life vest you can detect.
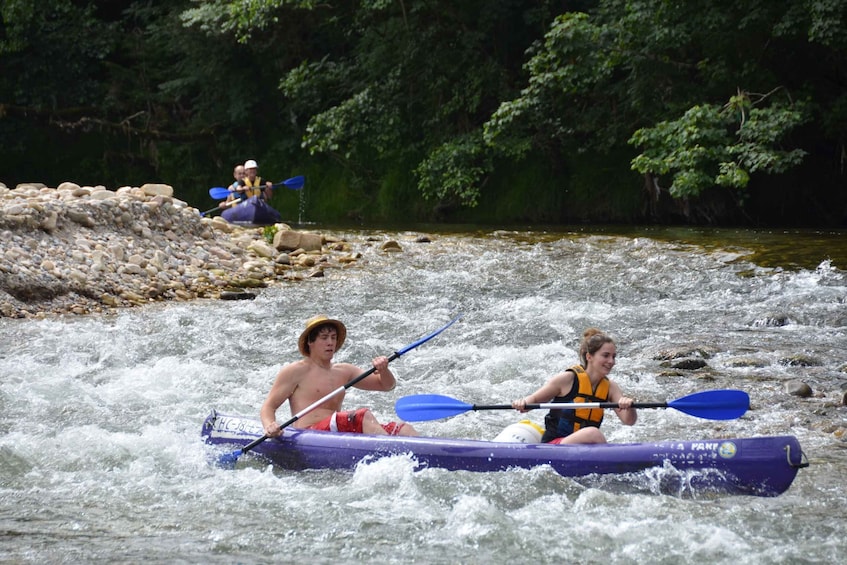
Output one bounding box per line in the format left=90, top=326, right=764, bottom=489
left=541, top=365, right=610, bottom=442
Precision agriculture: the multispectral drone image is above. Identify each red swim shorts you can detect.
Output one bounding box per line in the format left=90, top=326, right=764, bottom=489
left=309, top=407, right=405, bottom=435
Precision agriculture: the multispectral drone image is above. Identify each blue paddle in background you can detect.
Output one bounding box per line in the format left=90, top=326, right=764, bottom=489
left=395, top=389, right=750, bottom=422
left=216, top=313, right=462, bottom=469
left=208, top=175, right=305, bottom=200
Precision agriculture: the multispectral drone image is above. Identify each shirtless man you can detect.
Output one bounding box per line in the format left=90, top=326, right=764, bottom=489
left=260, top=315, right=418, bottom=437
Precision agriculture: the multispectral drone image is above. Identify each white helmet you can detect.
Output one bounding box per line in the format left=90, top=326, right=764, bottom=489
left=244, top=159, right=258, bottom=169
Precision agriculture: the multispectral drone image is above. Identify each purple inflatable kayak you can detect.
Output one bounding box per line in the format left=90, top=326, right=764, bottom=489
left=221, top=196, right=281, bottom=226
left=202, top=410, right=807, bottom=496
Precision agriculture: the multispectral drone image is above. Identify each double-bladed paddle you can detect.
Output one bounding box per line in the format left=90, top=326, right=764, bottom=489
left=208, top=175, right=305, bottom=200
left=216, top=314, right=462, bottom=469
left=394, top=389, right=750, bottom=422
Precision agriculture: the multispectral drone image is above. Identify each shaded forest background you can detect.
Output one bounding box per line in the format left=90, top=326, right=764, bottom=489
left=1, top=0, right=845, bottom=227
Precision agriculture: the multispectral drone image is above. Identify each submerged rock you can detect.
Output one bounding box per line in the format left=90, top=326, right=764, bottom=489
left=785, top=380, right=814, bottom=398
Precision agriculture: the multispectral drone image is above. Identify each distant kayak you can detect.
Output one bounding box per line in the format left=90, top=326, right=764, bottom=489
left=202, top=410, right=808, bottom=497
left=221, top=196, right=281, bottom=226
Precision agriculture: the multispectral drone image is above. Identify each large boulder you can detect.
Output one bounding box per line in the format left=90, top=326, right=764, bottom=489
left=273, top=229, right=322, bottom=252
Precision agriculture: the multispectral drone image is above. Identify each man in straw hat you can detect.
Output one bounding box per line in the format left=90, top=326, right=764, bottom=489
left=260, top=315, right=418, bottom=437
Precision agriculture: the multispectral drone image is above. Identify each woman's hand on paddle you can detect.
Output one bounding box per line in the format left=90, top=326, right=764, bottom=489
left=513, top=397, right=530, bottom=413
left=616, top=396, right=634, bottom=411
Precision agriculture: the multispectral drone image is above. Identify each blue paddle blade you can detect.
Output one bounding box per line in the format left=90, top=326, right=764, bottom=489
left=667, top=389, right=750, bottom=420
left=395, top=394, right=473, bottom=422
left=209, top=186, right=232, bottom=200
left=216, top=448, right=243, bottom=469
left=282, top=175, right=305, bottom=190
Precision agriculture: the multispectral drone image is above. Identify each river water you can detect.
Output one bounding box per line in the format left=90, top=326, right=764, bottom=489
left=1, top=225, right=846, bottom=564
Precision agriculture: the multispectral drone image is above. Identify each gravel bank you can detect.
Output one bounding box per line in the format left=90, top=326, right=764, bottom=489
left=0, top=181, right=373, bottom=318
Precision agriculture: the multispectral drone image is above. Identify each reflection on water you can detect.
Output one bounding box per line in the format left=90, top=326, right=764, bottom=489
left=0, top=226, right=845, bottom=564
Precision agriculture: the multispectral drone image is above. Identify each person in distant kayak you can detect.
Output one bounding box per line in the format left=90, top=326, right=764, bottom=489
left=218, top=163, right=246, bottom=209
left=240, top=159, right=274, bottom=201
left=261, top=315, right=418, bottom=438
left=512, top=328, right=636, bottom=444
left=228, top=163, right=246, bottom=191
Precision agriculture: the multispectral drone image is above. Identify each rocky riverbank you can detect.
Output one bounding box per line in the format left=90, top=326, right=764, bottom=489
left=0, top=181, right=404, bottom=318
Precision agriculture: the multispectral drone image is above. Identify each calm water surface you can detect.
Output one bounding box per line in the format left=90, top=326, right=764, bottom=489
left=1, top=226, right=846, bottom=564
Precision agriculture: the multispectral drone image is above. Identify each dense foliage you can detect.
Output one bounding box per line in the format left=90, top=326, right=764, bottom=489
left=1, top=0, right=845, bottom=225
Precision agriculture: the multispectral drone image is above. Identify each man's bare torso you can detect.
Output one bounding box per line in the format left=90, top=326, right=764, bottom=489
left=288, top=358, right=357, bottom=428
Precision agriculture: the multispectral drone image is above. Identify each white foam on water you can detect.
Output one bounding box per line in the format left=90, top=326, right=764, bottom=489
left=1, top=230, right=845, bottom=564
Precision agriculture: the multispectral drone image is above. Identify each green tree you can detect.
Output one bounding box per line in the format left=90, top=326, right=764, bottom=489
left=480, top=0, right=846, bottom=222
left=0, top=0, right=303, bottom=195
left=187, top=0, right=566, bottom=216
left=629, top=91, right=808, bottom=199
left=3, top=0, right=846, bottom=225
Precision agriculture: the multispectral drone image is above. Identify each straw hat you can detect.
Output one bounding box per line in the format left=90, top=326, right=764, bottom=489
left=298, top=315, right=346, bottom=356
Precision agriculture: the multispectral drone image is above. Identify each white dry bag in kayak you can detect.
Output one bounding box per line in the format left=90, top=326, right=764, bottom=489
left=492, top=420, right=544, bottom=443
